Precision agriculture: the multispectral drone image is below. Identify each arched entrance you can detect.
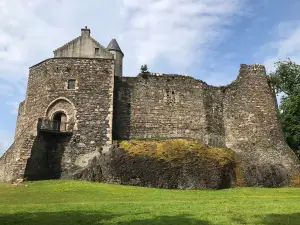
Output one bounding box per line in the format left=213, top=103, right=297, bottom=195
left=45, top=97, right=76, bottom=132
left=52, top=112, right=67, bottom=132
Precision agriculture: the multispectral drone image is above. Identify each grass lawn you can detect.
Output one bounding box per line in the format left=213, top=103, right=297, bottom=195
left=0, top=181, right=300, bottom=225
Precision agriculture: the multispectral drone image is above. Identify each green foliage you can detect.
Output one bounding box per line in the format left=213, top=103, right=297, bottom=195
left=280, top=94, right=300, bottom=151
left=268, top=72, right=281, bottom=93
left=0, top=180, right=300, bottom=225
left=296, top=149, right=300, bottom=158
left=140, top=64, right=148, bottom=73
left=119, top=139, right=235, bottom=166
left=269, top=59, right=300, bottom=156
left=270, top=58, right=300, bottom=95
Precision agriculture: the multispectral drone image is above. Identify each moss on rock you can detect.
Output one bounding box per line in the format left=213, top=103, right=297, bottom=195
left=119, top=139, right=235, bottom=166
left=70, top=139, right=292, bottom=189
left=97, top=139, right=237, bottom=189
left=291, top=175, right=300, bottom=187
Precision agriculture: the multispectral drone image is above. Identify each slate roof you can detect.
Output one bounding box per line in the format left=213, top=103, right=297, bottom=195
left=107, top=39, right=124, bottom=55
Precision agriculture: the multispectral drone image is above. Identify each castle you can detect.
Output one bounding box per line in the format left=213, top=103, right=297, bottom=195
left=0, top=27, right=299, bottom=184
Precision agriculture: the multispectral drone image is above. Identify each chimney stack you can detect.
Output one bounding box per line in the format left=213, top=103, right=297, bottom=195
left=81, top=26, right=91, bottom=37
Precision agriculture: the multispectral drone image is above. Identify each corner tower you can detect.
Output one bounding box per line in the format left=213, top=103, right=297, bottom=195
left=107, top=39, right=124, bottom=77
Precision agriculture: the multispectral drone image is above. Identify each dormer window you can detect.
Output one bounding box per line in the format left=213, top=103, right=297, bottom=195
left=95, top=48, right=99, bottom=55
left=68, top=79, right=76, bottom=89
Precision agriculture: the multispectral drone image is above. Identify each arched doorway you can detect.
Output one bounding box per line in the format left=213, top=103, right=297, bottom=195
left=45, top=97, right=76, bottom=132
left=52, top=112, right=67, bottom=132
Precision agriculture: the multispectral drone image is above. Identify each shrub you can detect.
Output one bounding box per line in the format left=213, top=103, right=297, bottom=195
left=140, top=64, right=148, bottom=73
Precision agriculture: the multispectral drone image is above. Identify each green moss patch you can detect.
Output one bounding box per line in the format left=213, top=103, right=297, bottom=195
left=291, top=175, right=300, bottom=187
left=119, top=139, right=235, bottom=166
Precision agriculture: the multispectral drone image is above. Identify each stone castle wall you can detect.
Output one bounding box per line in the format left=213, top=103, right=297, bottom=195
left=114, top=75, right=212, bottom=144
left=114, top=65, right=299, bottom=176
left=1, top=61, right=299, bottom=184
left=114, top=73, right=225, bottom=147
left=0, top=58, right=115, bottom=182
left=0, top=133, right=35, bottom=182
left=223, top=65, right=299, bottom=177
left=25, top=57, right=114, bottom=149
left=14, top=100, right=25, bottom=139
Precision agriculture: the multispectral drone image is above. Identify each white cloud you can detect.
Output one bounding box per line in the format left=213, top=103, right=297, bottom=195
left=121, top=0, right=246, bottom=74
left=0, top=0, right=124, bottom=79
left=0, top=0, right=247, bottom=79
left=262, top=21, right=300, bottom=71
left=256, top=21, right=300, bottom=104
left=0, top=0, right=69, bottom=76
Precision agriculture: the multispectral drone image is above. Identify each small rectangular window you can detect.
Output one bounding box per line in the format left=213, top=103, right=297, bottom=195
left=68, top=79, right=76, bottom=89
left=95, top=48, right=99, bottom=55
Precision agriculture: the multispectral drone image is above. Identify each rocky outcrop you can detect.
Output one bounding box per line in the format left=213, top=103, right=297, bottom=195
left=241, top=163, right=290, bottom=188
left=71, top=140, right=237, bottom=189
left=98, top=147, right=236, bottom=189
left=70, top=139, right=297, bottom=189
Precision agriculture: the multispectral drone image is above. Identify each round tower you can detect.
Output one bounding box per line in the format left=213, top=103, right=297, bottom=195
left=107, top=39, right=124, bottom=77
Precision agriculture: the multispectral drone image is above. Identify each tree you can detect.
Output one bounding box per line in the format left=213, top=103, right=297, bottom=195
left=269, top=59, right=300, bottom=158
left=270, top=59, right=300, bottom=95
left=140, top=64, right=148, bottom=73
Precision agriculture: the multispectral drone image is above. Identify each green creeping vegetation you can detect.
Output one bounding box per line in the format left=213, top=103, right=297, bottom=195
left=0, top=180, right=300, bottom=225
left=119, top=139, right=235, bottom=166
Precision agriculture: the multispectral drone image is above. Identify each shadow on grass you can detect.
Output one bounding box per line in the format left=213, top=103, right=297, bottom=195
left=261, top=213, right=300, bottom=225
left=2, top=211, right=300, bottom=224
left=0, top=212, right=211, bottom=225
left=117, top=215, right=212, bottom=225
left=0, top=211, right=114, bottom=225
left=232, top=213, right=300, bottom=225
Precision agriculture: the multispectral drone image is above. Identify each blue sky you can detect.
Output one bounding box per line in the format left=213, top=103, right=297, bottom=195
left=1, top=0, right=300, bottom=156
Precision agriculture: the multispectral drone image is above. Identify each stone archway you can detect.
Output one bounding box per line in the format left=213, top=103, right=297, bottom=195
left=45, top=97, right=77, bottom=131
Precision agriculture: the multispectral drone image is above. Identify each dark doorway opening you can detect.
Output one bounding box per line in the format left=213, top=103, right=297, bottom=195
left=53, top=112, right=67, bottom=122
left=53, top=112, right=67, bottom=132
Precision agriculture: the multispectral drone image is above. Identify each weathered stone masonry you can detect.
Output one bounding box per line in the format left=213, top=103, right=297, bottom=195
left=114, top=65, right=300, bottom=177
left=0, top=57, right=115, bottom=182
left=0, top=27, right=299, bottom=184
